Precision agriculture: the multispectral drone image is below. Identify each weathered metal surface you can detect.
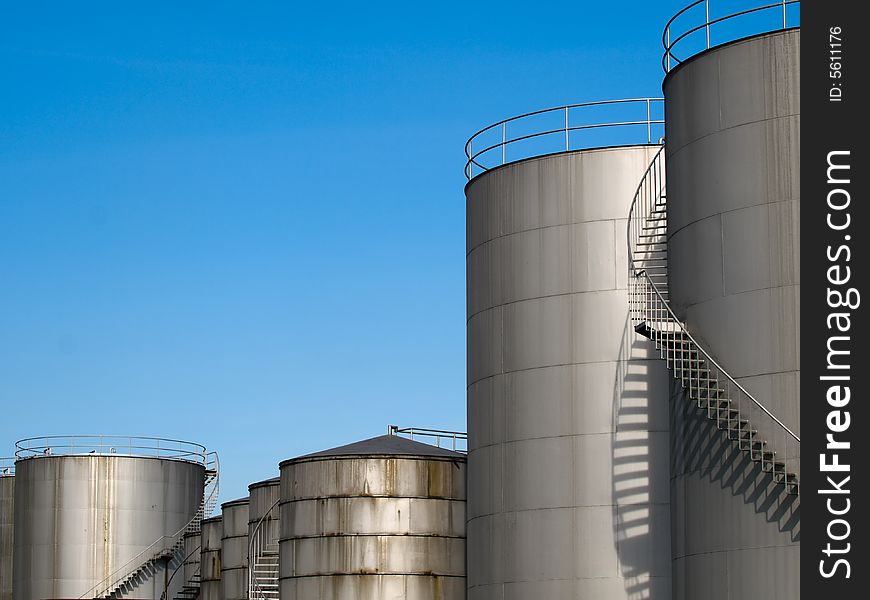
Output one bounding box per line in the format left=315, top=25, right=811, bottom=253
left=0, top=475, right=13, bottom=600
left=200, top=516, right=222, bottom=600
left=278, top=436, right=466, bottom=599
left=182, top=531, right=201, bottom=587
left=220, top=497, right=249, bottom=600
left=664, top=29, right=800, bottom=600
left=248, top=477, right=280, bottom=550
left=12, top=454, right=203, bottom=600
left=465, top=145, right=672, bottom=599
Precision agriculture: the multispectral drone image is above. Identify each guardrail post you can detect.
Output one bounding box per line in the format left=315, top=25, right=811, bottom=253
left=468, top=141, right=473, bottom=179
left=646, top=99, right=652, bottom=143
left=564, top=107, right=569, bottom=151
left=666, top=28, right=671, bottom=71
left=705, top=0, right=711, bottom=48
left=782, top=0, right=787, bottom=27
left=502, top=122, right=506, bottom=165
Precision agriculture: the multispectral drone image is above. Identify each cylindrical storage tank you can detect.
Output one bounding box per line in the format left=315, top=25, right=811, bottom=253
left=11, top=437, right=205, bottom=600
left=279, top=435, right=466, bottom=599
left=221, top=497, right=249, bottom=600
left=200, top=516, right=223, bottom=600
left=0, top=462, right=13, bottom=600
left=465, top=143, right=672, bottom=599
left=248, top=476, right=280, bottom=552
left=248, top=477, right=280, bottom=598
left=183, top=531, right=201, bottom=586
left=663, top=29, right=800, bottom=600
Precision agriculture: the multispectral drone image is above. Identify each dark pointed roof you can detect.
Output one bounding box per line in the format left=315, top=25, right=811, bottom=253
left=283, top=434, right=465, bottom=465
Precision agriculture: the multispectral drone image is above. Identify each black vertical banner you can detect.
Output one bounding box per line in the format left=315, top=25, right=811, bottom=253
left=802, top=1, right=866, bottom=597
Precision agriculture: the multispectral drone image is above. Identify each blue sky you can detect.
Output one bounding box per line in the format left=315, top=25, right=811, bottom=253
left=1, top=0, right=689, bottom=503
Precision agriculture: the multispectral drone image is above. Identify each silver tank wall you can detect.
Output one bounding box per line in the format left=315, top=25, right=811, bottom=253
left=278, top=455, right=466, bottom=599
left=183, top=532, right=201, bottom=586
left=221, top=499, right=249, bottom=600
left=12, top=455, right=204, bottom=600
left=663, top=30, right=800, bottom=600
left=465, top=146, right=672, bottom=600
left=248, top=479, right=280, bottom=550
left=0, top=476, right=13, bottom=600
left=200, top=517, right=222, bottom=600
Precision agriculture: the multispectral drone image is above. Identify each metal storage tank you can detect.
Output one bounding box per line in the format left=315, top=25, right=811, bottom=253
left=200, top=516, right=223, bottom=600
left=181, top=531, right=201, bottom=596
left=464, top=100, right=672, bottom=599
left=248, top=477, right=280, bottom=599
left=278, top=434, right=466, bottom=599
left=11, top=436, right=207, bottom=600
left=0, top=460, right=13, bottom=600
left=661, top=13, right=800, bottom=600
left=221, top=497, right=249, bottom=600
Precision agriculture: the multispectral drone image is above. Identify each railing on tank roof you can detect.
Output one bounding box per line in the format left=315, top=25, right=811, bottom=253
left=663, top=0, right=800, bottom=72
left=0, top=457, right=14, bottom=477
left=388, top=425, right=468, bottom=453
left=464, top=98, right=664, bottom=180
left=15, top=435, right=207, bottom=465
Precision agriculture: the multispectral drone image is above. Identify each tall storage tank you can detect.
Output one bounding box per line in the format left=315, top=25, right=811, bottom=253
left=221, top=497, right=249, bottom=600
left=662, top=21, right=800, bottom=600
left=200, top=516, right=223, bottom=600
left=0, top=460, right=13, bottom=600
left=12, top=436, right=206, bottom=600
left=464, top=100, right=672, bottom=599
left=182, top=531, right=201, bottom=594
left=248, top=477, right=280, bottom=598
left=278, top=434, right=466, bottom=599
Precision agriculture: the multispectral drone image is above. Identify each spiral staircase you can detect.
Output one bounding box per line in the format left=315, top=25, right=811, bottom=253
left=628, top=146, right=799, bottom=495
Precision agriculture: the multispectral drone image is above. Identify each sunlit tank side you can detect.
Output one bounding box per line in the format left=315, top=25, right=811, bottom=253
left=663, top=28, right=800, bottom=600
left=220, top=497, right=249, bottom=600
left=465, top=104, right=672, bottom=597
left=248, top=476, right=281, bottom=554
left=12, top=437, right=205, bottom=600
left=200, top=516, right=222, bottom=600
left=278, top=435, right=467, bottom=599
left=0, top=460, right=13, bottom=600
left=182, top=531, right=201, bottom=589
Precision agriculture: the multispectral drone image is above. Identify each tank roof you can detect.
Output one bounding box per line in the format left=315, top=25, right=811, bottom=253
left=221, top=496, right=250, bottom=508
left=248, top=476, right=280, bottom=490
left=281, top=434, right=466, bottom=466
left=202, top=515, right=223, bottom=524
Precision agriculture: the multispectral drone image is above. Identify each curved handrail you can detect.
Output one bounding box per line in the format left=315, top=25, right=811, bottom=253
left=662, top=0, right=801, bottom=72
left=387, top=425, right=468, bottom=452
left=79, top=463, right=220, bottom=599
left=159, top=543, right=202, bottom=600
left=16, top=435, right=207, bottom=464
left=464, top=98, right=664, bottom=180
left=638, top=271, right=800, bottom=442
left=248, top=497, right=281, bottom=600
left=626, top=146, right=799, bottom=445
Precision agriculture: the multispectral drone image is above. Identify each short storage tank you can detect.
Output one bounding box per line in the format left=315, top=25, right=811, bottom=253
left=0, top=460, right=13, bottom=600
left=278, top=434, right=467, bottom=600
left=12, top=436, right=206, bottom=600
left=200, top=516, right=223, bottom=600
left=221, top=497, right=249, bottom=600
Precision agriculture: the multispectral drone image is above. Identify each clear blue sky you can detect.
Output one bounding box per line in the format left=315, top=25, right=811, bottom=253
left=1, top=0, right=687, bottom=503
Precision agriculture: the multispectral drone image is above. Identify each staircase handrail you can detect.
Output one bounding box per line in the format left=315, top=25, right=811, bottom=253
left=247, top=497, right=281, bottom=600
left=159, top=542, right=202, bottom=600
left=636, top=270, right=800, bottom=443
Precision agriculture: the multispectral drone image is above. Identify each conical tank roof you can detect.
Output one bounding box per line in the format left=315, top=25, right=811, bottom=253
left=281, top=434, right=465, bottom=466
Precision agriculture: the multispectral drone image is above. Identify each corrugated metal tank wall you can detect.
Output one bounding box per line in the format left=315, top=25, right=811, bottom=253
left=248, top=477, right=281, bottom=551
left=183, top=531, right=201, bottom=588
left=12, top=455, right=203, bottom=600
left=200, top=516, right=222, bottom=600
left=220, top=498, right=249, bottom=600
left=278, top=435, right=467, bottom=599
left=663, top=29, right=800, bottom=600
left=465, top=146, right=672, bottom=599
left=0, top=474, right=13, bottom=600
